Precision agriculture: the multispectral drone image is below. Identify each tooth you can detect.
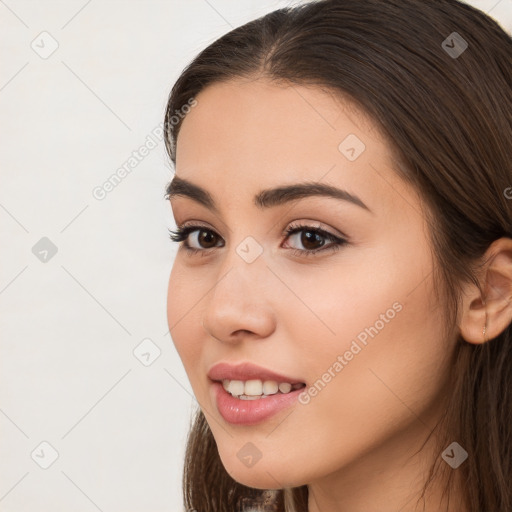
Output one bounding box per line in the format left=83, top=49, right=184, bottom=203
left=228, top=380, right=245, bottom=396
left=244, top=379, right=263, bottom=396
left=262, top=380, right=279, bottom=395
left=278, top=382, right=292, bottom=393
left=239, top=395, right=261, bottom=400
left=223, top=378, right=302, bottom=397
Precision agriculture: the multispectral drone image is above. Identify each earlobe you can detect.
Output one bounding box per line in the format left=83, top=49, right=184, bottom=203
left=482, top=312, right=488, bottom=343
left=459, top=237, right=512, bottom=345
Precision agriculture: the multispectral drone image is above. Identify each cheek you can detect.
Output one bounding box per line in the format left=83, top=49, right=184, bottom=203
left=289, top=283, right=449, bottom=480
left=167, top=262, right=203, bottom=368
left=304, top=242, right=447, bottom=410
left=269, top=246, right=415, bottom=368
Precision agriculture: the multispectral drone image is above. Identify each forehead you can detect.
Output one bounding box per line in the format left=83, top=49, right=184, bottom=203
left=176, top=78, right=382, bottom=163
left=173, top=78, right=413, bottom=215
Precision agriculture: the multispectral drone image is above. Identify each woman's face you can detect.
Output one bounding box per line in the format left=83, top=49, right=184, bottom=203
left=167, top=78, right=454, bottom=490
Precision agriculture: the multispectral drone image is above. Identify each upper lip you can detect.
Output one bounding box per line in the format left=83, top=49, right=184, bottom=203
left=207, top=361, right=305, bottom=384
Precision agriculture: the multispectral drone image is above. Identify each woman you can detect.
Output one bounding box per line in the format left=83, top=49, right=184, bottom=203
left=164, top=0, right=512, bottom=510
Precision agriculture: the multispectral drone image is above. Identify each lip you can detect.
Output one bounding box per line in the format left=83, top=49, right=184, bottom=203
left=210, top=381, right=305, bottom=425
left=207, top=361, right=306, bottom=426
left=207, top=361, right=305, bottom=384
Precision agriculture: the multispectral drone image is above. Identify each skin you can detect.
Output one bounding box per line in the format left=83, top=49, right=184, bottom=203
left=167, top=77, right=512, bottom=512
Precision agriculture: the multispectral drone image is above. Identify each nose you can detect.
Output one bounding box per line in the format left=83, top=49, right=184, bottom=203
left=201, top=259, right=276, bottom=345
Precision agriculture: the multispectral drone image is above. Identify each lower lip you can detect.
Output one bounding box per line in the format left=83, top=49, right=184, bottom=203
left=210, top=381, right=304, bottom=425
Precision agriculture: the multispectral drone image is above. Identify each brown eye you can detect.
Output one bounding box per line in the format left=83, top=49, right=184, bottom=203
left=168, top=225, right=223, bottom=253
left=283, top=223, right=347, bottom=256
left=297, top=230, right=326, bottom=251
left=286, top=226, right=345, bottom=253
left=195, top=229, right=218, bottom=249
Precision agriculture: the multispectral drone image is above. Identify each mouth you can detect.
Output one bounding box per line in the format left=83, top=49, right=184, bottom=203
left=207, top=360, right=305, bottom=387
left=215, top=378, right=306, bottom=400
left=207, top=361, right=307, bottom=425
left=209, top=379, right=307, bottom=425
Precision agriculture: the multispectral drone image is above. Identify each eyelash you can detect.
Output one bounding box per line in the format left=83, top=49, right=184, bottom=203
left=168, top=222, right=347, bottom=258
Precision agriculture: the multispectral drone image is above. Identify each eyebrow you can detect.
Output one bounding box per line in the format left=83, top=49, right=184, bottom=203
left=166, top=175, right=372, bottom=214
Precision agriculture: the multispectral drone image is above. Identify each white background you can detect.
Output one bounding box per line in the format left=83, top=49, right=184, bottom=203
left=1, top=1, right=511, bottom=511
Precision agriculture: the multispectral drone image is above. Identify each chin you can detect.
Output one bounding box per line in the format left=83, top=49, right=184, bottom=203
left=219, top=453, right=304, bottom=490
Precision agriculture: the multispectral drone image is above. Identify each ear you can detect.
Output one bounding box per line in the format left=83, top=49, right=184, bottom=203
left=459, top=237, right=512, bottom=344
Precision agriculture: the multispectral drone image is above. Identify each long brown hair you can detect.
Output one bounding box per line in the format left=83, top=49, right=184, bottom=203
left=163, top=1, right=512, bottom=510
